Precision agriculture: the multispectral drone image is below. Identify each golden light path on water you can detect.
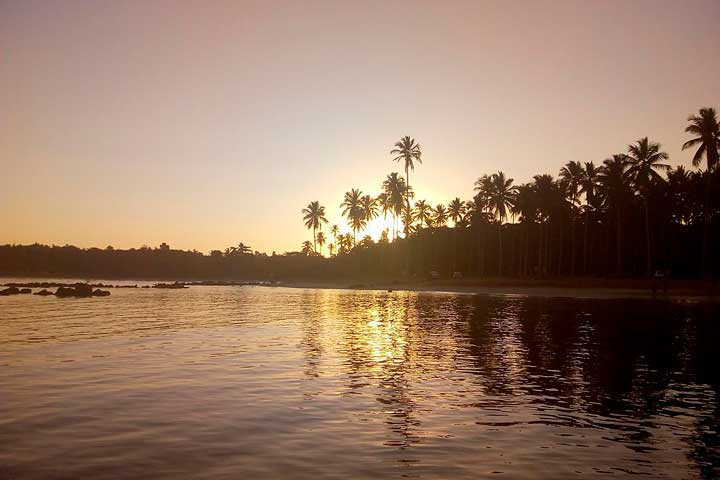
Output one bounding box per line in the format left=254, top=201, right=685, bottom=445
left=1, top=284, right=719, bottom=479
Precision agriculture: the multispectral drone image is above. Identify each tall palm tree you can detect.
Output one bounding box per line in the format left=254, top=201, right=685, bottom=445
left=512, top=183, right=539, bottom=275
left=683, top=107, right=719, bottom=276
left=559, top=161, right=583, bottom=275
left=341, top=189, right=365, bottom=245
left=447, top=198, right=466, bottom=274
left=413, top=200, right=433, bottom=229
left=302, top=201, right=328, bottom=253
left=599, top=154, right=630, bottom=275
left=382, top=173, right=406, bottom=240
left=360, top=195, right=378, bottom=225
left=390, top=136, right=422, bottom=213
left=532, top=174, right=557, bottom=275
left=488, top=171, right=517, bottom=275
left=315, top=231, right=326, bottom=256
left=330, top=224, right=339, bottom=246
left=433, top=204, right=449, bottom=228
left=683, top=107, right=719, bottom=171
left=579, top=161, right=599, bottom=274
left=448, top=198, right=465, bottom=226
left=401, top=206, right=416, bottom=236
left=626, top=137, right=670, bottom=276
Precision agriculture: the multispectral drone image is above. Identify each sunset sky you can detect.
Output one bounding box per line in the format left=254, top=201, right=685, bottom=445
left=2, top=0, right=719, bottom=254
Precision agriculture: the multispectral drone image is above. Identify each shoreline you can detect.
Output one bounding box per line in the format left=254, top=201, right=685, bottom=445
left=279, top=278, right=719, bottom=302
left=1, top=274, right=717, bottom=301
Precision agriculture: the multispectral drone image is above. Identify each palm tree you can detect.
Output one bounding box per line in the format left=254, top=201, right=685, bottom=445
left=330, top=224, right=339, bottom=246
left=447, top=198, right=466, bottom=274
left=382, top=173, right=406, bottom=240
left=579, top=162, right=599, bottom=274
left=341, top=233, right=354, bottom=253
left=390, top=136, right=422, bottom=213
left=315, top=231, right=326, bottom=256
left=448, top=198, right=465, bottom=226
left=328, top=242, right=336, bottom=257
left=488, top=171, right=517, bottom=275
left=226, top=242, right=253, bottom=256
left=433, top=204, right=449, bottom=228
left=360, top=195, right=378, bottom=224
left=413, top=200, right=433, bottom=229
left=302, top=201, right=328, bottom=253
left=599, top=154, right=630, bottom=275
left=301, top=241, right=314, bottom=256
left=512, top=183, right=539, bottom=275
left=532, top=174, right=556, bottom=275
left=683, top=107, right=719, bottom=171
left=626, top=137, right=670, bottom=276
left=559, top=161, right=583, bottom=275
left=401, top=206, right=416, bottom=236
left=683, top=107, right=719, bottom=276
left=340, top=189, right=364, bottom=245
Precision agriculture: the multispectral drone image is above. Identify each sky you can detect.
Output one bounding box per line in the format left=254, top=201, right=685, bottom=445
left=2, top=0, right=719, bottom=254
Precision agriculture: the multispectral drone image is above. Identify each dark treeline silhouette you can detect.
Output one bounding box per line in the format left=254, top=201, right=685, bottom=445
left=296, top=107, right=719, bottom=279
left=2, top=107, right=718, bottom=281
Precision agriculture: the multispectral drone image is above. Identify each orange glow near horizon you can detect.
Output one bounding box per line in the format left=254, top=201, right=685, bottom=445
left=1, top=1, right=718, bottom=254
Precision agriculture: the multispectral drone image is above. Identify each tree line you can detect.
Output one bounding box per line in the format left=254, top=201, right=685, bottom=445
left=299, top=107, right=719, bottom=279
left=1, top=107, right=717, bottom=281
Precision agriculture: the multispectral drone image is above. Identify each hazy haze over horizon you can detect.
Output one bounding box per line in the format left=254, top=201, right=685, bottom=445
left=2, top=0, right=719, bottom=254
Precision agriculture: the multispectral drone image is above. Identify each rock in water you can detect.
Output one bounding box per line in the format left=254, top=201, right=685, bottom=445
left=0, top=287, right=20, bottom=296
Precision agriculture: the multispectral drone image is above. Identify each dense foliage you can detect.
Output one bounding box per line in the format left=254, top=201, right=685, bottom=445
left=2, top=108, right=718, bottom=280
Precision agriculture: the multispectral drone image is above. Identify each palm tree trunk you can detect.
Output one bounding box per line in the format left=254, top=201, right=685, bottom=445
left=498, top=223, right=503, bottom=275
left=570, top=216, right=576, bottom=276
left=583, top=208, right=589, bottom=275
left=557, top=213, right=563, bottom=275
left=313, top=226, right=317, bottom=254
left=537, top=222, right=543, bottom=275
left=701, top=174, right=711, bottom=277
left=643, top=197, right=652, bottom=277
left=615, top=205, right=622, bottom=275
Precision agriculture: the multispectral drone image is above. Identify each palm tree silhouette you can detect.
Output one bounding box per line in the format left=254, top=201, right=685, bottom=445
left=448, top=198, right=465, bottom=226
left=433, top=204, right=449, bottom=228
left=225, top=242, right=252, bottom=256
left=512, top=183, right=539, bottom=276
left=330, top=224, right=339, bottom=249
left=579, top=162, right=599, bottom=274
left=382, top=173, right=406, bottom=240
left=488, top=172, right=517, bottom=275
left=316, top=231, right=326, bottom=256
left=532, top=174, right=557, bottom=275
left=626, top=137, right=670, bottom=276
left=447, top=198, right=466, bottom=274
left=302, top=201, right=328, bottom=254
left=301, top=241, right=314, bottom=256
left=391, top=136, right=422, bottom=214
left=559, top=161, right=583, bottom=275
left=599, top=154, right=630, bottom=275
left=361, top=195, right=378, bottom=225
left=683, top=107, right=719, bottom=276
left=340, top=189, right=365, bottom=245
left=413, top=200, right=432, bottom=230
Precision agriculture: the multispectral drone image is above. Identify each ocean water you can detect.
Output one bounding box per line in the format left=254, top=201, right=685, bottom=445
left=1, top=284, right=718, bottom=479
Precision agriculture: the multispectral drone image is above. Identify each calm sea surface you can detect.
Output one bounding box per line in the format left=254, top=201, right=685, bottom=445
left=1, top=282, right=718, bottom=479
